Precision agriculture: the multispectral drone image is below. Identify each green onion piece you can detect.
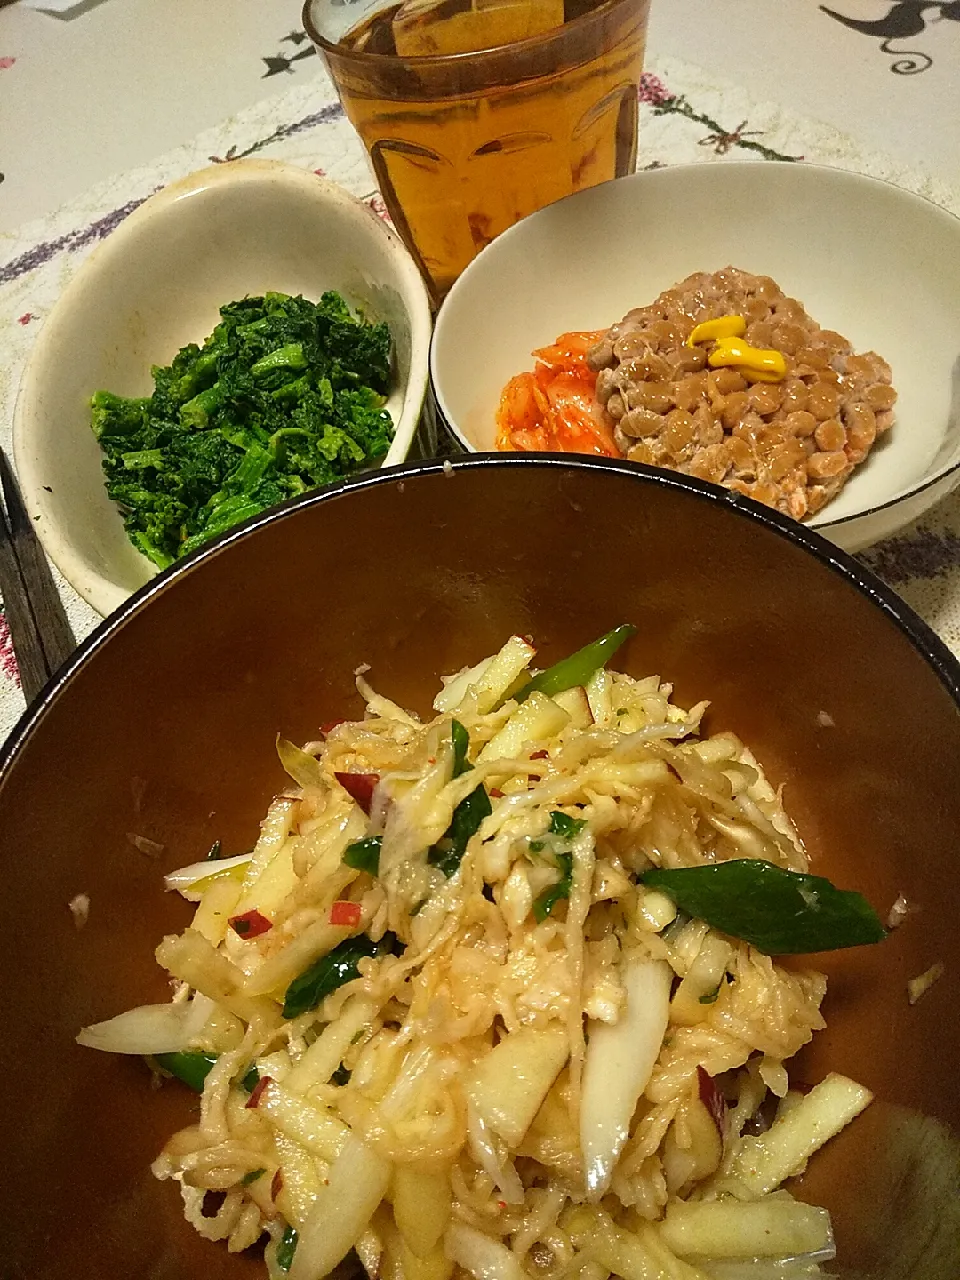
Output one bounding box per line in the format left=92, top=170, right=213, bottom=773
left=513, top=624, right=637, bottom=704
left=154, top=1050, right=218, bottom=1091
left=533, top=852, right=574, bottom=922
left=205, top=839, right=222, bottom=861
left=154, top=1050, right=260, bottom=1093
left=343, top=837, right=382, bottom=875
left=331, top=1063, right=352, bottom=1086
left=642, top=860, right=887, bottom=955
left=428, top=783, right=492, bottom=878
left=276, top=1225, right=299, bottom=1273
left=282, top=932, right=403, bottom=1020
left=242, top=1168, right=266, bottom=1185
left=549, top=811, right=586, bottom=840
left=451, top=719, right=472, bottom=778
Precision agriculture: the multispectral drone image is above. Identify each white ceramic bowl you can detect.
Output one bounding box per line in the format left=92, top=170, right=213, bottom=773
left=14, top=160, right=432, bottom=616
left=432, top=162, right=960, bottom=553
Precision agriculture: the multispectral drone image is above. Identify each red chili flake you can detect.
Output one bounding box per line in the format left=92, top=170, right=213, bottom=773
left=271, top=1168, right=284, bottom=1201
left=530, top=749, right=549, bottom=760
left=697, top=1065, right=727, bottom=1139
left=246, top=1076, right=272, bottom=1109
left=320, top=719, right=345, bottom=735
left=17, top=312, right=35, bottom=326
left=427, top=757, right=436, bottom=765
left=497, top=1200, right=507, bottom=1210
left=334, top=771, right=379, bottom=814
left=229, top=909, right=272, bottom=939
left=489, top=788, right=504, bottom=799
left=329, top=900, right=362, bottom=928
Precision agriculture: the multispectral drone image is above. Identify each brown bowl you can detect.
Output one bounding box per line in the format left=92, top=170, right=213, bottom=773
left=2, top=456, right=958, bottom=1279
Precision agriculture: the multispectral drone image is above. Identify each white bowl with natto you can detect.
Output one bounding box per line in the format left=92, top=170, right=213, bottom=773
left=14, top=159, right=433, bottom=617
left=431, top=161, right=960, bottom=553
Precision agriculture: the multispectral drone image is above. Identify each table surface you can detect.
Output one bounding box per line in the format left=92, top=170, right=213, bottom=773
left=1, top=0, right=960, bottom=741
left=2, top=0, right=959, bottom=232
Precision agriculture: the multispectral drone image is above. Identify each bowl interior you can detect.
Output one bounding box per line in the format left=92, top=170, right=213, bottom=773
left=2, top=458, right=958, bottom=1279
left=432, top=163, right=960, bottom=526
left=14, top=161, right=430, bottom=616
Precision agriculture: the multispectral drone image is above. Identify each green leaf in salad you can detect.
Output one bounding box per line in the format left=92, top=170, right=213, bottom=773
left=641, top=859, right=887, bottom=955
left=533, top=851, right=574, bottom=922
left=428, top=784, right=492, bottom=878
left=548, top=811, right=586, bottom=840
left=451, top=718, right=472, bottom=779
left=343, top=837, right=382, bottom=875
left=282, top=931, right=403, bottom=1020
left=153, top=1050, right=261, bottom=1093
left=276, top=1225, right=299, bottom=1272
left=513, top=624, right=636, bottom=704
left=154, top=1050, right=218, bottom=1091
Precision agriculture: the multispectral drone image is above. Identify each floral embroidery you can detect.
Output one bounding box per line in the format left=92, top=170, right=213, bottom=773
left=0, top=613, right=19, bottom=686
left=698, top=119, right=765, bottom=156
left=638, top=72, right=674, bottom=106
left=649, top=94, right=802, bottom=163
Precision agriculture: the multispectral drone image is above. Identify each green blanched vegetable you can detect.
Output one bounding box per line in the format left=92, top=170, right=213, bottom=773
left=282, top=932, right=402, bottom=1020
left=153, top=1050, right=259, bottom=1093
left=642, top=860, right=887, bottom=955
left=343, top=837, right=382, bottom=875
left=514, top=625, right=637, bottom=703
left=91, top=291, right=394, bottom=568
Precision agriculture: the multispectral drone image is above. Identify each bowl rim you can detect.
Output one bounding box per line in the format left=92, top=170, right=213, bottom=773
left=2, top=453, right=958, bottom=782
left=429, top=159, right=960, bottom=529
left=12, top=157, right=433, bottom=618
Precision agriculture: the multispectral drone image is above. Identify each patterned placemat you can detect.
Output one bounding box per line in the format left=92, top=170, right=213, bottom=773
left=2, top=53, right=959, bottom=739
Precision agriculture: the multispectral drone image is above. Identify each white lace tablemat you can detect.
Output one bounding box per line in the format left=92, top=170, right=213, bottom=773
left=1, top=53, right=959, bottom=737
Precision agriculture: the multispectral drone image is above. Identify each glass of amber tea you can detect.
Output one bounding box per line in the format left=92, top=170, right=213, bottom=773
left=303, top=0, right=652, bottom=302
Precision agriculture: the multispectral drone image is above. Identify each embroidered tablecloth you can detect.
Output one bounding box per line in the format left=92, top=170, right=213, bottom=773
left=1, top=52, right=960, bottom=738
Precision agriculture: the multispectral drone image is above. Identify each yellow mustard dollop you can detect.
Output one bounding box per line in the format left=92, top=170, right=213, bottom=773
left=706, top=336, right=787, bottom=383
left=686, top=315, right=747, bottom=348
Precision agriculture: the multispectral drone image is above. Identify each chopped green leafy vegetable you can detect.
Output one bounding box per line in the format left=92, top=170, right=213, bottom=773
left=514, top=624, right=637, bottom=703
left=331, top=1063, right=352, bottom=1086
left=282, top=931, right=402, bottom=1020
left=241, top=1168, right=266, bottom=1185
left=533, top=852, right=574, bottom=922
left=428, top=784, right=492, bottom=878
left=91, top=291, right=394, bottom=568
left=343, top=837, right=382, bottom=875
left=451, top=719, right=471, bottom=778
left=642, top=860, right=887, bottom=955
left=276, top=1225, right=299, bottom=1273
left=205, top=839, right=223, bottom=861
left=153, top=1050, right=260, bottom=1093
left=549, top=811, right=586, bottom=840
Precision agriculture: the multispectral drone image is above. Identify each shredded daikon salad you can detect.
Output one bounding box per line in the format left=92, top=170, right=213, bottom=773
left=79, top=627, right=882, bottom=1280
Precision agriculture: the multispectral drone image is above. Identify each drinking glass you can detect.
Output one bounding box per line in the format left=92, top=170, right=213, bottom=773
left=303, top=0, right=652, bottom=302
